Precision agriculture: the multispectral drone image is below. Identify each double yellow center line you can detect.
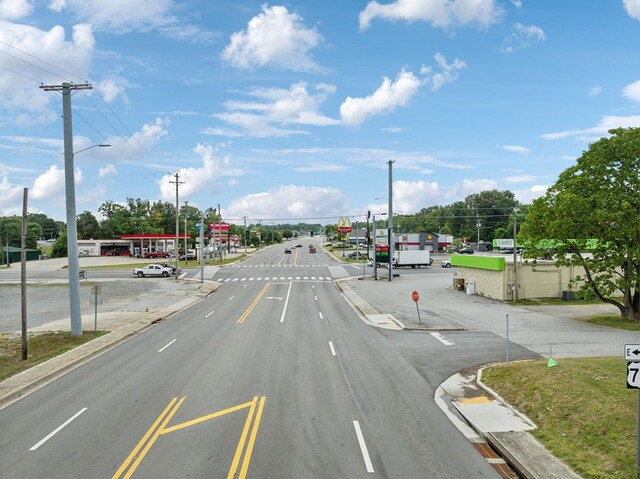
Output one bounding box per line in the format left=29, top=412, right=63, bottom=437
left=227, top=396, right=266, bottom=479
left=237, top=283, right=270, bottom=324
left=113, top=396, right=266, bottom=479
left=112, top=396, right=186, bottom=479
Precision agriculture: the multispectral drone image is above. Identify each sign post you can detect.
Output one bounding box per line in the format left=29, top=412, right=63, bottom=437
left=90, top=284, right=102, bottom=334
left=411, top=290, right=421, bottom=324
left=624, top=345, right=640, bottom=478
left=337, top=217, right=352, bottom=257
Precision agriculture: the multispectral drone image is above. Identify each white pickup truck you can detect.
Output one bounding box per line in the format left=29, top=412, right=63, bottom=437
left=133, top=264, right=174, bottom=278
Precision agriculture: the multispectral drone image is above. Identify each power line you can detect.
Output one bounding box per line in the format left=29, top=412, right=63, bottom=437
left=0, top=64, right=43, bottom=83
left=0, top=39, right=88, bottom=83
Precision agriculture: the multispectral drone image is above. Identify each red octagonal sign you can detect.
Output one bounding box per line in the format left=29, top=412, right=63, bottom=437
left=412, top=290, right=419, bottom=302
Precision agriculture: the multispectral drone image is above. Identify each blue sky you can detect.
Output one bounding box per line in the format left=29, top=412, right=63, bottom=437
left=1, top=0, right=640, bottom=225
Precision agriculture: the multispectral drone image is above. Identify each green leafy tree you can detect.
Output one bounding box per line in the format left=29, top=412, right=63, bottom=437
left=27, top=213, right=60, bottom=240
left=519, top=128, right=640, bottom=321
left=51, top=229, right=69, bottom=258
left=0, top=217, right=41, bottom=249
left=77, top=211, right=101, bottom=239
left=463, top=190, right=518, bottom=242
left=150, top=201, right=178, bottom=234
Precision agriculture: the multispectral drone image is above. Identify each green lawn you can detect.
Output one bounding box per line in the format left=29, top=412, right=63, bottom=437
left=483, top=357, right=636, bottom=479
left=0, top=331, right=106, bottom=381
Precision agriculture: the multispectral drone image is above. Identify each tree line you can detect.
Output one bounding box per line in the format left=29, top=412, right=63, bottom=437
left=2, top=128, right=637, bottom=320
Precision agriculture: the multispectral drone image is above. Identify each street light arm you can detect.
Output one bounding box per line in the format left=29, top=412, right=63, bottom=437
left=74, top=143, right=111, bottom=155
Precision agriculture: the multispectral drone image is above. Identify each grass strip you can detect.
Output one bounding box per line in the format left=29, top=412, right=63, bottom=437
left=482, top=357, right=636, bottom=479
left=0, top=331, right=106, bottom=382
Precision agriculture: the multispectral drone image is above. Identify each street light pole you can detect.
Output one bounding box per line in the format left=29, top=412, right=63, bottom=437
left=388, top=160, right=394, bottom=282
left=513, top=208, right=518, bottom=302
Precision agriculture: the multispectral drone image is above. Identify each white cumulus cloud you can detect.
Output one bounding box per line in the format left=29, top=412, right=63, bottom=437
left=0, top=0, right=33, bottom=20
left=624, top=0, right=640, bottom=20
left=95, top=74, right=131, bottom=104
left=421, top=52, right=467, bottom=90
left=501, top=23, right=545, bottom=54
left=392, top=180, right=440, bottom=213
left=223, top=4, right=325, bottom=72
left=0, top=21, right=94, bottom=119
left=206, top=82, right=338, bottom=138
left=513, top=184, right=548, bottom=204
left=0, top=173, right=24, bottom=215
left=340, top=69, right=423, bottom=126
left=359, top=0, right=503, bottom=31
left=225, top=185, right=349, bottom=222
left=98, top=164, right=117, bottom=177
left=31, top=164, right=83, bottom=200
left=158, top=143, right=244, bottom=201
left=622, top=80, right=640, bottom=102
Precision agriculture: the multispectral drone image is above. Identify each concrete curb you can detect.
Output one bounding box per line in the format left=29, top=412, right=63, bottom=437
left=477, top=366, right=538, bottom=428
left=335, top=277, right=404, bottom=330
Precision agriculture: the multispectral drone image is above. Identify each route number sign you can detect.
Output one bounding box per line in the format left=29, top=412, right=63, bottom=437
left=627, top=362, right=640, bottom=389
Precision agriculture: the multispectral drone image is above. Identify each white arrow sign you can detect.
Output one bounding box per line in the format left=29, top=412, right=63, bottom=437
left=625, top=344, right=640, bottom=361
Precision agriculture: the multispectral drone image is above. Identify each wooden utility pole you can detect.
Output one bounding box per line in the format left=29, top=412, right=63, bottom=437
left=21, top=188, right=28, bottom=360
left=169, top=173, right=184, bottom=280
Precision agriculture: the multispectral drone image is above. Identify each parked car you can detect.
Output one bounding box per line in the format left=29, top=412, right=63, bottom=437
left=441, top=259, right=452, bottom=268
left=132, top=264, right=174, bottom=278
left=348, top=251, right=366, bottom=259
left=458, top=247, right=474, bottom=254
left=144, top=250, right=170, bottom=259
left=284, top=248, right=292, bottom=254
left=179, top=252, right=196, bottom=260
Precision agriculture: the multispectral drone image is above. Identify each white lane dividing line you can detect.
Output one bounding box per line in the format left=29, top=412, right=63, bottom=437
left=353, top=420, right=375, bottom=473
left=243, top=284, right=247, bottom=288
left=205, top=310, right=215, bottom=318
left=30, top=408, right=88, bottom=451
left=328, top=341, right=336, bottom=356
left=279, top=281, right=293, bottom=324
left=318, top=312, right=323, bottom=320
left=229, top=296, right=235, bottom=301
left=430, top=332, right=455, bottom=346
left=314, top=296, right=318, bottom=301
left=158, top=339, right=177, bottom=353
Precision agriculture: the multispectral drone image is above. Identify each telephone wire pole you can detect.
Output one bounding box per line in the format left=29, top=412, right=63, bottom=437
left=170, top=173, right=184, bottom=280
left=40, top=82, right=92, bottom=336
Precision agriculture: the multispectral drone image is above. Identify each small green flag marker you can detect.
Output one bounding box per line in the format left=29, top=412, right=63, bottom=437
left=548, top=358, right=558, bottom=368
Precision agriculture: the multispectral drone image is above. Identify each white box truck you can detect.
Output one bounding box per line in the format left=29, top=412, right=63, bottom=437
left=393, top=250, right=432, bottom=268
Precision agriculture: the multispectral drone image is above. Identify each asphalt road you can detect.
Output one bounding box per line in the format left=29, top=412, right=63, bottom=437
left=0, top=242, right=509, bottom=478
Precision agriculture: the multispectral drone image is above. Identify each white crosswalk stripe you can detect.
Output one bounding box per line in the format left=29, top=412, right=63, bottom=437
left=230, top=264, right=324, bottom=268
left=218, top=276, right=332, bottom=283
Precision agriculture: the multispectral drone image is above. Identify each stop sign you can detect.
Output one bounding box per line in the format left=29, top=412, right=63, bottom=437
left=412, top=290, right=419, bottom=302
